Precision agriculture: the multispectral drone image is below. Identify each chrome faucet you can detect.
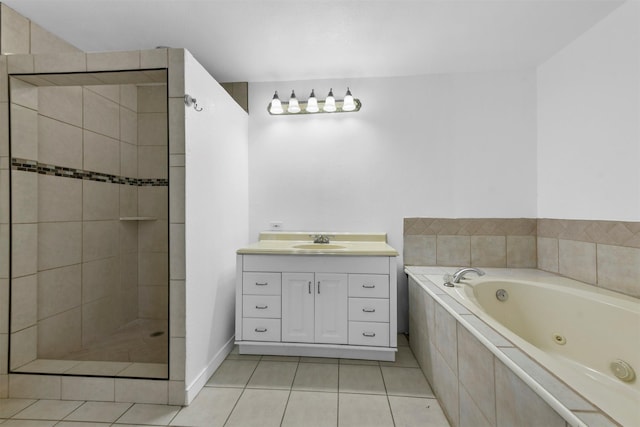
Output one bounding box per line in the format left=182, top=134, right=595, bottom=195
left=311, top=234, right=331, bottom=244
left=452, top=267, right=485, bottom=283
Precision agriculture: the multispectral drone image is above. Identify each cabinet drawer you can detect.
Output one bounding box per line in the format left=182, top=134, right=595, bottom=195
left=349, top=298, right=389, bottom=322
left=348, top=274, right=389, bottom=298
left=349, top=321, right=389, bottom=347
left=243, top=295, right=281, bottom=319
left=243, top=272, right=281, bottom=295
left=242, top=318, right=281, bottom=341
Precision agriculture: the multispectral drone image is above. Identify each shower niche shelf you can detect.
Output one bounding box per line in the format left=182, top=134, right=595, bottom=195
left=119, top=217, right=158, bottom=221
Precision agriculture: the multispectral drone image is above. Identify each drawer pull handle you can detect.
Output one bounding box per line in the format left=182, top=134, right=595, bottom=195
left=255, top=282, right=268, bottom=286
left=308, top=281, right=312, bottom=294
left=362, top=284, right=376, bottom=288
left=362, top=332, right=376, bottom=337
left=255, top=328, right=268, bottom=333
left=362, top=308, right=376, bottom=313
left=255, top=305, right=268, bottom=309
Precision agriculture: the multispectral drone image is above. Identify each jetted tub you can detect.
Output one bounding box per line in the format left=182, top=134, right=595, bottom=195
left=436, top=274, right=640, bottom=427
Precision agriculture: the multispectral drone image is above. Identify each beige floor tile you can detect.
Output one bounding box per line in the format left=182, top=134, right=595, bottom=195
left=292, top=363, right=339, bottom=392
left=0, top=421, right=57, bottom=426
left=64, top=401, right=132, bottom=423
left=0, top=399, right=35, bottom=418
left=116, top=362, right=168, bottom=378
left=13, top=399, right=83, bottom=420
left=300, top=357, right=339, bottom=364
left=339, top=358, right=379, bottom=366
left=261, top=355, right=300, bottom=362
left=225, top=346, right=261, bottom=361
left=397, top=333, right=409, bottom=346
left=388, top=396, right=450, bottom=427
left=225, top=389, right=289, bottom=427
left=115, top=403, right=180, bottom=425
left=339, top=365, right=386, bottom=395
left=281, top=391, right=337, bottom=427
left=380, top=346, right=419, bottom=368
left=56, top=422, right=111, bottom=427
left=246, top=361, right=298, bottom=390
left=338, top=393, right=394, bottom=427
left=381, top=367, right=434, bottom=397
left=205, top=359, right=258, bottom=388
left=169, top=387, right=241, bottom=427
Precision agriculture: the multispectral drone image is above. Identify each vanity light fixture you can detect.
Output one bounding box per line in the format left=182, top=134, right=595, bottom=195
left=267, top=87, right=361, bottom=115
left=269, top=91, right=284, bottom=114
left=287, top=90, right=301, bottom=113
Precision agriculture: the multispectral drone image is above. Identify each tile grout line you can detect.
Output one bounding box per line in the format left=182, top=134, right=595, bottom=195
left=278, top=359, right=299, bottom=427
left=378, top=360, right=397, bottom=427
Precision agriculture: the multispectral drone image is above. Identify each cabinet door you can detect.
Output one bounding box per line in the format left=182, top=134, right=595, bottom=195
left=314, top=273, right=348, bottom=344
left=281, top=272, right=315, bottom=343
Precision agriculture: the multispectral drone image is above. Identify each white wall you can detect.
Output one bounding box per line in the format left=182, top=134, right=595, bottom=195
left=248, top=70, right=537, bottom=331
left=184, top=51, right=249, bottom=394
left=537, top=1, right=640, bottom=221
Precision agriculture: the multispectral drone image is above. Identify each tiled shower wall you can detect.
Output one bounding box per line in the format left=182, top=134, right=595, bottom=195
left=0, top=2, right=83, bottom=397
left=9, top=80, right=168, bottom=363
left=404, top=218, right=640, bottom=298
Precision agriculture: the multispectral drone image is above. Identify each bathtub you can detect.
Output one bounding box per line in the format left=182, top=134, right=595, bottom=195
left=429, top=273, right=640, bottom=427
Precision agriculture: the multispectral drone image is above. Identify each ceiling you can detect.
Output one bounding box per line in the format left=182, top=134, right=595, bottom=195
left=3, top=0, right=625, bottom=83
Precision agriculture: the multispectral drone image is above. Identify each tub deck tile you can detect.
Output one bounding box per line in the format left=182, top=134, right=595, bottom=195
left=500, top=348, right=595, bottom=411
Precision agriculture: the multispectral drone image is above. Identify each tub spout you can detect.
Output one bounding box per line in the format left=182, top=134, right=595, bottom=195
left=452, top=267, right=485, bottom=283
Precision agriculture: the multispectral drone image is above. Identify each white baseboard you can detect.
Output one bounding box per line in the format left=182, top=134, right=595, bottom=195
left=184, top=335, right=235, bottom=404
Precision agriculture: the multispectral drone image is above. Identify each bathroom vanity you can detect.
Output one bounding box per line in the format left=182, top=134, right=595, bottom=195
left=235, top=232, right=398, bottom=361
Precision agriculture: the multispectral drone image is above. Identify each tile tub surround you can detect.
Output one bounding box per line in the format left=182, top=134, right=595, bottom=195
left=404, top=218, right=640, bottom=298
left=406, top=266, right=621, bottom=427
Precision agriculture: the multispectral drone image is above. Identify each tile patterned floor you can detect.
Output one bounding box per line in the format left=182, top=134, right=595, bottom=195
left=0, top=335, right=450, bottom=426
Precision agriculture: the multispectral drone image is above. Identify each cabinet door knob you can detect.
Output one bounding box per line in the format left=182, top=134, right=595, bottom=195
left=255, top=305, right=268, bottom=309
left=255, top=282, right=268, bottom=286
left=255, top=328, right=267, bottom=333
left=362, top=308, right=376, bottom=313
left=362, top=332, right=376, bottom=337
left=362, top=284, right=375, bottom=288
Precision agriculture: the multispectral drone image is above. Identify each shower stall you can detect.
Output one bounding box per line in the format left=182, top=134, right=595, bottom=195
left=9, top=69, right=169, bottom=379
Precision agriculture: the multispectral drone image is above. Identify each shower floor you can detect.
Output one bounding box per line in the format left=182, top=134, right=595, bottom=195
left=13, top=319, right=169, bottom=379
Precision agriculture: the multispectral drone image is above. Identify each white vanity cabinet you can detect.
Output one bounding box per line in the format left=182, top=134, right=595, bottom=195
left=281, top=273, right=348, bottom=344
left=235, top=253, right=397, bottom=361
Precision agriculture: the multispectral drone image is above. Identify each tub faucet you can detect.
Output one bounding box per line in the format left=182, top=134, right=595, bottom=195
left=311, top=234, right=331, bottom=244
left=452, top=267, right=485, bottom=283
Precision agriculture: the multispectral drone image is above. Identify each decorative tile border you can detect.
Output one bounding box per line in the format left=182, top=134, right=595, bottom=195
left=12, top=158, right=168, bottom=187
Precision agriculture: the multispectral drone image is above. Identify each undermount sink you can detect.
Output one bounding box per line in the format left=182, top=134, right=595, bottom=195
left=293, top=244, right=346, bottom=250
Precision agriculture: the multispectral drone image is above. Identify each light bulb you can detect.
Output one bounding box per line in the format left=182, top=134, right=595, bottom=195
left=269, top=91, right=283, bottom=114
left=306, top=89, right=319, bottom=113
left=342, top=87, right=356, bottom=111
left=323, top=88, right=336, bottom=112
left=287, top=90, right=300, bottom=113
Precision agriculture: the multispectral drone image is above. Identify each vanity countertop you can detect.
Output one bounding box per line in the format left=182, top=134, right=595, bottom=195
left=237, top=232, right=398, bottom=256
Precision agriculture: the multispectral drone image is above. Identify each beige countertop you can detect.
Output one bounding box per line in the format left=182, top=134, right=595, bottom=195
left=237, top=232, right=399, bottom=256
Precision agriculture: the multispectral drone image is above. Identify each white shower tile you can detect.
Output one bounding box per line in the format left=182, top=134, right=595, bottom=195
left=12, top=224, right=37, bottom=278
left=120, top=142, right=138, bottom=179
left=38, top=116, right=83, bottom=170
left=83, top=130, right=120, bottom=176
left=138, top=252, right=169, bottom=286
left=61, top=377, right=116, bottom=401
left=34, top=52, right=86, bottom=73
left=1, top=6, right=30, bottom=54
left=138, top=219, right=168, bottom=252
left=10, top=105, right=38, bottom=161
left=115, top=379, right=168, bottom=404
left=87, top=51, right=140, bottom=71
left=138, top=86, right=167, bottom=113
left=82, top=257, right=119, bottom=303
left=11, top=171, right=37, bottom=224
left=141, top=48, right=168, bottom=69
left=0, top=279, right=8, bottom=334
left=38, top=174, right=82, bottom=222
left=38, top=222, right=82, bottom=270
left=83, top=88, right=120, bottom=140
left=120, top=107, right=138, bottom=144
left=138, top=146, right=167, bottom=179
left=168, top=98, right=185, bottom=154
left=8, top=374, right=61, bottom=399
left=38, top=86, right=83, bottom=127
left=138, top=112, right=168, bottom=146
left=37, top=307, right=81, bottom=358
left=7, top=55, right=34, bottom=74
left=83, top=180, right=119, bottom=221
left=138, top=286, right=168, bottom=319
left=9, top=79, right=37, bottom=110
left=10, top=274, right=37, bottom=332
left=9, top=326, right=37, bottom=370
left=120, top=84, right=138, bottom=111
left=167, top=49, right=185, bottom=99
left=85, top=85, right=120, bottom=103
left=138, top=186, right=168, bottom=220
left=82, top=220, right=118, bottom=262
